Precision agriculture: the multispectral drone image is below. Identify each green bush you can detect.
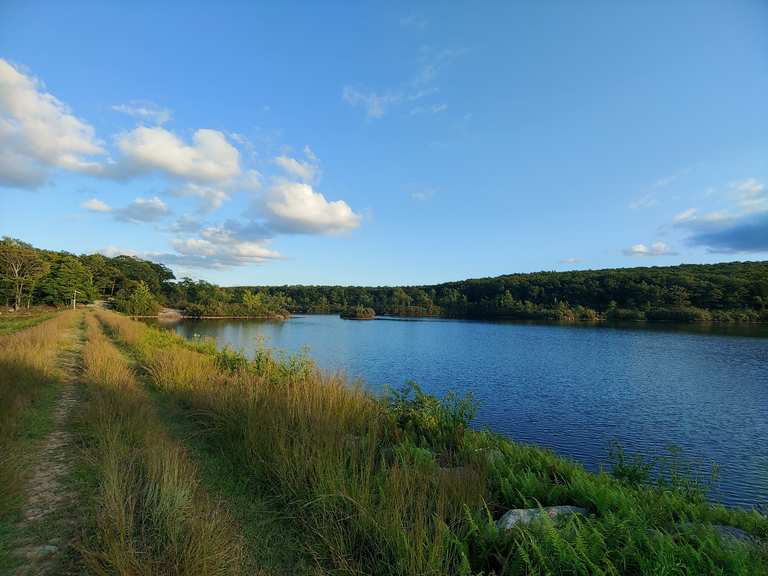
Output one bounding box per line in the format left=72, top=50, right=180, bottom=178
left=387, top=381, right=477, bottom=454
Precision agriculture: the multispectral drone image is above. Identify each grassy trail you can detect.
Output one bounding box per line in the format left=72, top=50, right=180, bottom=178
left=74, top=312, right=248, bottom=574
left=0, top=311, right=85, bottom=575
left=97, top=313, right=316, bottom=575
left=10, top=315, right=85, bottom=575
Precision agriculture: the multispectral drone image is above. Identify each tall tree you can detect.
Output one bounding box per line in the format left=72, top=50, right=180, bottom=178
left=0, top=237, right=48, bottom=310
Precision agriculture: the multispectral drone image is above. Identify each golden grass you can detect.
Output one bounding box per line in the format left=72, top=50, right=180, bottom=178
left=97, top=309, right=489, bottom=574
left=93, top=309, right=768, bottom=575
left=78, top=313, right=246, bottom=575
left=0, top=310, right=78, bottom=517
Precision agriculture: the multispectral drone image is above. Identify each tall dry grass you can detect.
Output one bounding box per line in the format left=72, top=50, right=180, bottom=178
left=78, top=313, right=246, bottom=575
left=97, top=310, right=489, bottom=574
left=0, top=310, right=78, bottom=517
left=97, top=310, right=768, bottom=575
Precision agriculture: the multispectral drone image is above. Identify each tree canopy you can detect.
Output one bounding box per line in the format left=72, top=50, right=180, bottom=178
left=1, top=237, right=766, bottom=323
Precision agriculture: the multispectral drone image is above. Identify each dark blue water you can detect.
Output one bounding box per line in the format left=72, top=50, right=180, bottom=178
left=167, top=315, right=768, bottom=509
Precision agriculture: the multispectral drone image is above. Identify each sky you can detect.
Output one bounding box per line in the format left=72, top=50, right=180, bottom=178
left=0, top=0, right=767, bottom=286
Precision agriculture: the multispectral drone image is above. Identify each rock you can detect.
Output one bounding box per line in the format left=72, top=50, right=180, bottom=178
left=23, top=544, right=58, bottom=560
left=712, top=525, right=758, bottom=545
left=496, top=505, right=588, bottom=530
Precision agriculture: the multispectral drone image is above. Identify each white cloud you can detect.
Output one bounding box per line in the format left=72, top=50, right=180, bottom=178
left=274, top=154, right=318, bottom=183
left=672, top=178, right=768, bottom=253
left=400, top=14, right=427, bottom=29
left=115, top=126, right=241, bottom=183
left=559, top=257, right=584, bottom=264
left=114, top=196, right=169, bottom=223
left=112, top=100, right=172, bottom=125
left=167, top=214, right=204, bottom=234
left=170, top=182, right=230, bottom=211
left=99, top=245, right=138, bottom=258
left=623, top=242, right=676, bottom=257
left=629, top=193, right=658, bottom=210
left=82, top=197, right=112, bottom=212
left=342, top=87, right=401, bottom=119
left=0, top=58, right=105, bottom=188
left=342, top=47, right=460, bottom=119
left=673, top=208, right=697, bottom=223
left=730, top=178, right=766, bottom=213
left=628, top=167, right=693, bottom=210
left=411, top=187, right=435, bottom=201
left=168, top=225, right=281, bottom=268
left=265, top=181, right=361, bottom=234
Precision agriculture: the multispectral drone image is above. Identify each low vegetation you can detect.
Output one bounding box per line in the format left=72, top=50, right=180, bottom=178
left=0, top=308, right=56, bottom=336
left=92, top=310, right=767, bottom=575
left=77, top=312, right=246, bottom=574
left=1, top=306, right=767, bottom=573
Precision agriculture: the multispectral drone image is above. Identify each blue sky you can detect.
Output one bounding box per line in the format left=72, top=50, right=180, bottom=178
left=0, top=0, right=766, bottom=286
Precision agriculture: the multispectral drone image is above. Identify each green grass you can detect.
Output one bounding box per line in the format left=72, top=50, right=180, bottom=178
left=149, top=391, right=319, bottom=574
left=75, top=312, right=246, bottom=575
left=0, top=309, right=57, bottom=336
left=102, top=315, right=316, bottom=574
left=96, top=310, right=768, bottom=575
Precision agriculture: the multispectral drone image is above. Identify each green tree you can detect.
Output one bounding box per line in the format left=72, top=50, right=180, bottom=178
left=0, top=237, right=49, bottom=310
left=116, top=281, right=159, bottom=316
left=37, top=252, right=95, bottom=306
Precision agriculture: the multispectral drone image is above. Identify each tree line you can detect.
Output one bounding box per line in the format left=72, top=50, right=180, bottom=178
left=2, top=237, right=767, bottom=322
left=240, top=261, right=768, bottom=322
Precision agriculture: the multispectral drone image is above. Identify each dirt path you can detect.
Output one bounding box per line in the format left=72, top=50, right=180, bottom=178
left=11, top=319, right=84, bottom=575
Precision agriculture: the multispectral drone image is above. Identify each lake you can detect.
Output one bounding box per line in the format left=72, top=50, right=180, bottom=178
left=161, top=314, right=768, bottom=509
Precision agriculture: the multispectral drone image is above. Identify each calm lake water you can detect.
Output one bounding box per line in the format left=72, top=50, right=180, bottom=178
left=162, top=315, right=768, bottom=509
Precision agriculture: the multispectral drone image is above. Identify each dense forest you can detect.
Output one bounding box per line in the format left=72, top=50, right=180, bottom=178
left=2, top=237, right=767, bottom=322
left=243, top=262, right=768, bottom=322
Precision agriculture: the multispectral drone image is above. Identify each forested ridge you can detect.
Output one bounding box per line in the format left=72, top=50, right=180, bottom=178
left=244, top=261, right=768, bottom=322
left=2, top=237, right=767, bottom=322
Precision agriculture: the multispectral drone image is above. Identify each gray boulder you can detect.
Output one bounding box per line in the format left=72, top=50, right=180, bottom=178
left=712, top=525, right=758, bottom=545
left=496, top=505, right=588, bottom=530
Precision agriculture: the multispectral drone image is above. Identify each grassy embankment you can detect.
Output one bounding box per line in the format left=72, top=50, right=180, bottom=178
left=0, top=310, right=78, bottom=569
left=75, top=312, right=246, bottom=574
left=94, top=309, right=767, bottom=575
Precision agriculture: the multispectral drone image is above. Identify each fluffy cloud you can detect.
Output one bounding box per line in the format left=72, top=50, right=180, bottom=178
left=169, top=182, right=230, bottom=211
left=0, top=58, right=104, bottom=188
left=99, top=245, right=138, bottom=258
left=81, top=197, right=112, bottom=212
left=112, top=100, right=172, bottom=125
left=168, top=224, right=280, bottom=268
left=114, top=196, right=169, bottom=223
left=167, top=214, right=204, bottom=234
left=115, top=126, right=241, bottom=183
left=731, top=178, right=766, bottom=213
left=264, top=181, right=361, bottom=234
left=274, top=155, right=318, bottom=183
left=623, top=242, right=676, bottom=257
left=675, top=179, right=768, bottom=253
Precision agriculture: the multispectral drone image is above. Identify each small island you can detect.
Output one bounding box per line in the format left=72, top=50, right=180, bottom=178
left=339, top=305, right=376, bottom=320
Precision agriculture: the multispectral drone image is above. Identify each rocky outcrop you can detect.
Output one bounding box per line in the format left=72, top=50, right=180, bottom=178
left=496, top=505, right=589, bottom=530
